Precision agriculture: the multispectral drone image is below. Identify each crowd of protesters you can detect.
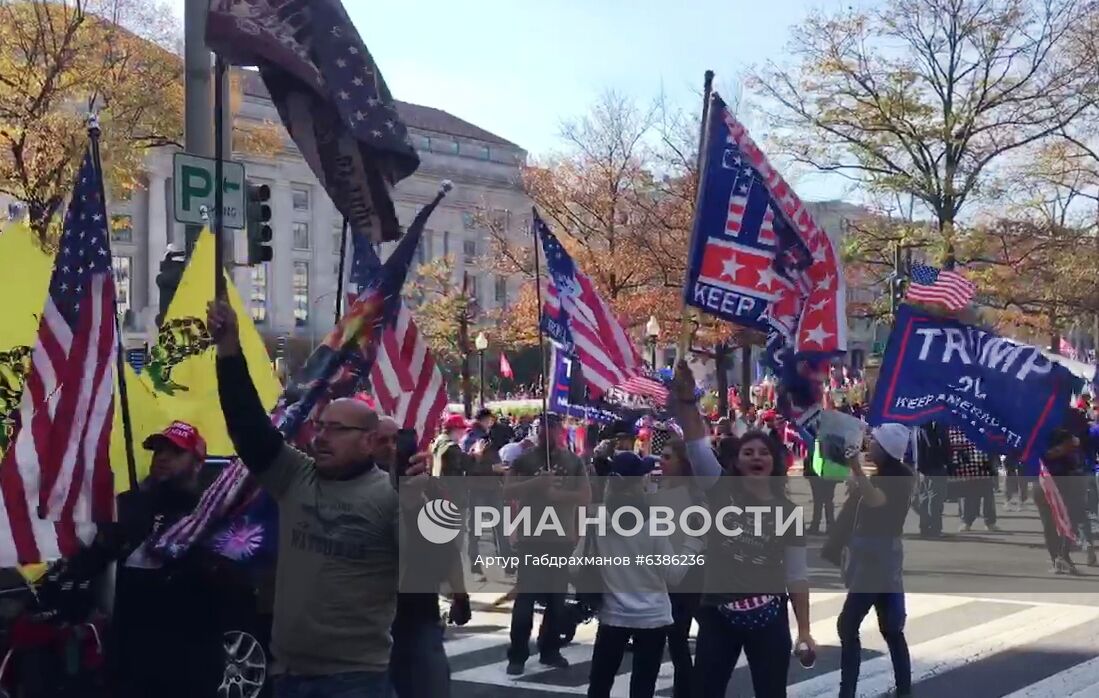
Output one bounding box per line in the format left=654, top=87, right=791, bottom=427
left=22, top=300, right=1098, bottom=698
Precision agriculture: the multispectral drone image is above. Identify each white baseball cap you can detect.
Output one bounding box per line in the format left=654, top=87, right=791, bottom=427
left=871, top=423, right=911, bottom=461
left=499, top=442, right=525, bottom=465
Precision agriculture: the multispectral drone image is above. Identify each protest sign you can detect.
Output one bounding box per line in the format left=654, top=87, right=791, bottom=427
left=869, top=304, right=1079, bottom=468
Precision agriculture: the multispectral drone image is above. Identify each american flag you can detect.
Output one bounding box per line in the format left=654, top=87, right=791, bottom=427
left=617, top=375, right=669, bottom=406
left=905, top=264, right=976, bottom=311
left=0, top=149, right=115, bottom=564
left=536, top=210, right=644, bottom=399
left=207, top=0, right=419, bottom=242
left=348, top=225, right=446, bottom=450
left=1038, top=461, right=1076, bottom=543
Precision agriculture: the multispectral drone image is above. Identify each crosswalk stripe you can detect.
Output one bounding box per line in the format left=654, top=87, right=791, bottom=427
left=999, top=656, right=1099, bottom=698
left=790, top=604, right=1099, bottom=697
left=444, top=594, right=1099, bottom=697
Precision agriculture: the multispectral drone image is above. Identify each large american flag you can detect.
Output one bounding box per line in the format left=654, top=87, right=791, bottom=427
left=536, top=211, right=644, bottom=399
left=905, top=263, right=976, bottom=311
left=0, top=149, right=115, bottom=564
left=348, top=228, right=446, bottom=450
left=207, top=0, right=419, bottom=242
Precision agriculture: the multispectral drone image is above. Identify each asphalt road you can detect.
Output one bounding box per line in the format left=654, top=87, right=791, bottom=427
left=447, top=485, right=1099, bottom=697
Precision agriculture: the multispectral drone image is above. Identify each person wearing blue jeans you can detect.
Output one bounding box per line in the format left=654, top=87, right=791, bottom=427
left=837, top=423, right=916, bottom=698
left=838, top=592, right=911, bottom=698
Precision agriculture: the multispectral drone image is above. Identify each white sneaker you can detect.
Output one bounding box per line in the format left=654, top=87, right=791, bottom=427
left=985, top=522, right=1000, bottom=532
left=958, top=522, right=972, bottom=533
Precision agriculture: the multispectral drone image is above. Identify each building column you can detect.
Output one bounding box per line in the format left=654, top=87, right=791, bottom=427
left=270, top=178, right=294, bottom=332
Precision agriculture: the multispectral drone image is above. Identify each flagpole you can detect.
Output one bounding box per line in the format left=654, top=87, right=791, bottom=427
left=213, top=55, right=227, bottom=301
left=529, top=210, right=552, bottom=463
left=334, top=218, right=349, bottom=323
left=678, top=70, right=715, bottom=361
left=88, top=114, right=139, bottom=492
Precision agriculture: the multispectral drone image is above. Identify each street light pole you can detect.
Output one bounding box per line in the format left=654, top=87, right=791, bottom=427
left=645, top=315, right=661, bottom=369
left=475, top=331, right=489, bottom=408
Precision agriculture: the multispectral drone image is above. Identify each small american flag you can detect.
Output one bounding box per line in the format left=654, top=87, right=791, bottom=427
left=905, top=264, right=976, bottom=311
left=348, top=226, right=446, bottom=450
left=617, top=375, right=669, bottom=406
left=0, top=148, right=115, bottom=564
left=536, top=210, right=644, bottom=399
left=1038, top=461, right=1076, bottom=543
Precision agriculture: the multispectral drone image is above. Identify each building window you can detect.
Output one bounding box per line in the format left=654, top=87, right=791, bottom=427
left=490, top=208, right=510, bottom=231
left=112, top=256, right=132, bottom=323
left=462, top=239, right=477, bottom=265
left=438, top=140, right=459, bottom=155
left=468, top=144, right=490, bottom=160
left=332, top=221, right=344, bottom=256
left=251, top=265, right=267, bottom=324
left=292, top=187, right=310, bottom=211
left=293, top=221, right=310, bottom=250
left=293, top=261, right=309, bottom=326
left=417, top=230, right=433, bottom=264
left=468, top=275, right=479, bottom=302
left=110, top=214, right=133, bottom=244
left=442, top=230, right=450, bottom=259
left=494, top=275, right=507, bottom=305
left=419, top=135, right=431, bottom=151
left=462, top=211, right=477, bottom=230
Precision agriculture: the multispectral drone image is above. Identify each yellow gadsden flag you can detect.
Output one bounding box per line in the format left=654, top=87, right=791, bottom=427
left=140, top=228, right=281, bottom=455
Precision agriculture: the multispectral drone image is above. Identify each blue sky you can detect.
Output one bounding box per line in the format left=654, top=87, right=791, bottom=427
left=169, top=0, right=850, bottom=198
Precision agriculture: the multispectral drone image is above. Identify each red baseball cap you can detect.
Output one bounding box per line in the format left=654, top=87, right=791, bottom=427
left=142, top=421, right=207, bottom=460
left=443, top=414, right=468, bottom=431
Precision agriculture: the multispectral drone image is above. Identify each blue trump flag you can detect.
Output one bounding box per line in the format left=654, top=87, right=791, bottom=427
left=869, top=304, right=1081, bottom=470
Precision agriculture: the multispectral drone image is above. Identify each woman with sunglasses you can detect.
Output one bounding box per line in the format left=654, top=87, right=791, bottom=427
left=669, top=361, right=816, bottom=697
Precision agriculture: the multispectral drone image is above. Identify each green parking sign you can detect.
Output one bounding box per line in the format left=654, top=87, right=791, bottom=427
left=172, top=152, right=246, bottom=229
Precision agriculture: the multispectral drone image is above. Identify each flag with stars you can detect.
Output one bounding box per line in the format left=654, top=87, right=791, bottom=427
left=2, top=148, right=118, bottom=535
left=207, top=0, right=419, bottom=243
left=684, top=92, right=846, bottom=432
left=536, top=210, right=645, bottom=399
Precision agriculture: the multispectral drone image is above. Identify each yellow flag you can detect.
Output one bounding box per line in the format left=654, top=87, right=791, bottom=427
left=0, top=221, right=54, bottom=461
left=111, top=362, right=171, bottom=491
left=140, top=228, right=281, bottom=455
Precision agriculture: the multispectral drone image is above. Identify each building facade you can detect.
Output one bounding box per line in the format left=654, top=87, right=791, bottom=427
left=96, top=71, right=531, bottom=352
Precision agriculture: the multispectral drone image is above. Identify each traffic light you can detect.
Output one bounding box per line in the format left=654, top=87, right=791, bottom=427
left=889, top=274, right=907, bottom=315
left=155, top=248, right=187, bottom=327
left=246, top=182, right=273, bottom=265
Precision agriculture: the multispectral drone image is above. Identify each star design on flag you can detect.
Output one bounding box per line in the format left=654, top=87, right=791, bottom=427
left=721, top=255, right=744, bottom=280
left=819, top=274, right=834, bottom=291
left=811, top=245, right=827, bottom=263
left=352, top=76, right=363, bottom=86
left=348, top=46, right=359, bottom=55
left=330, top=26, right=342, bottom=37
left=371, top=129, right=383, bottom=138
left=338, top=90, right=350, bottom=100
left=809, top=298, right=830, bottom=314
left=805, top=323, right=833, bottom=346
left=336, top=57, right=347, bottom=68
left=354, top=110, right=366, bottom=121
left=756, top=266, right=780, bottom=290
left=385, top=120, right=395, bottom=130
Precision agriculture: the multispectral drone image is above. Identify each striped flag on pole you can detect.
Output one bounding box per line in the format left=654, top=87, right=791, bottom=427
left=346, top=195, right=449, bottom=450
left=0, top=147, right=115, bottom=564
left=905, top=264, right=976, bottom=311
left=1038, top=461, right=1076, bottom=543
left=535, top=210, right=644, bottom=399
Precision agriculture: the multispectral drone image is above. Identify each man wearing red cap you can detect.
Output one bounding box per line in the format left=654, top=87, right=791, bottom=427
left=46, top=420, right=234, bottom=698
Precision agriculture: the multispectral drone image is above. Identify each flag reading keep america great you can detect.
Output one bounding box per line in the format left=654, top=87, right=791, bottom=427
left=684, top=92, right=846, bottom=432
left=206, top=0, right=419, bottom=242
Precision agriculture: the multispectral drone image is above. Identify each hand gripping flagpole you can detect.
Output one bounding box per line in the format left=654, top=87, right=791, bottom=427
left=87, top=113, right=139, bottom=492
left=677, top=70, right=715, bottom=362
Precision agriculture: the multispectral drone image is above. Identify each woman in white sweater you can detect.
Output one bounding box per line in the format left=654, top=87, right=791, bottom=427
left=584, top=451, right=702, bottom=698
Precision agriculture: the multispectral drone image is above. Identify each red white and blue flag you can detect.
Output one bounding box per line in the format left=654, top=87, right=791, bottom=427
left=536, top=210, right=645, bottom=399
left=684, top=92, right=846, bottom=431
left=0, top=148, right=115, bottom=564
left=905, top=263, right=976, bottom=311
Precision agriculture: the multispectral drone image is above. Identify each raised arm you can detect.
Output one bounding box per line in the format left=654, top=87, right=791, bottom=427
left=208, top=300, right=284, bottom=473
